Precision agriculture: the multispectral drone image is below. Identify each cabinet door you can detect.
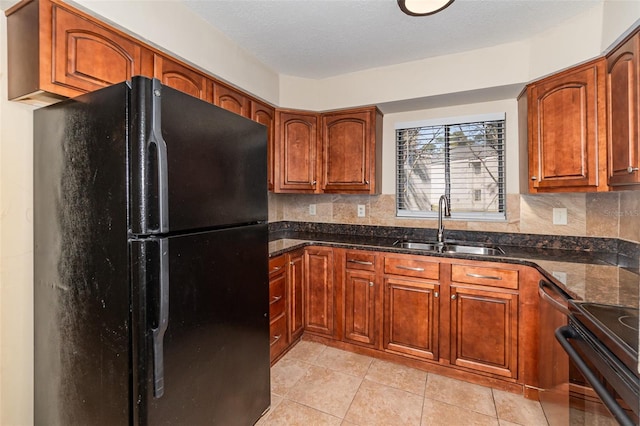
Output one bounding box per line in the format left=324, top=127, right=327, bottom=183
left=154, top=55, right=212, bottom=102
left=321, top=108, right=380, bottom=194
left=607, top=30, right=640, bottom=188
left=287, top=250, right=305, bottom=341
left=275, top=110, right=320, bottom=193
left=528, top=59, right=607, bottom=192
left=383, top=277, right=439, bottom=361
left=344, top=269, right=377, bottom=347
left=252, top=101, right=276, bottom=191
left=214, top=84, right=250, bottom=117
left=48, top=2, right=150, bottom=97
left=449, top=285, right=518, bottom=378
left=304, top=247, right=334, bottom=336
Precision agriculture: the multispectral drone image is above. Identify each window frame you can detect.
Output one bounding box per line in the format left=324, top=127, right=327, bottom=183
left=395, top=112, right=507, bottom=222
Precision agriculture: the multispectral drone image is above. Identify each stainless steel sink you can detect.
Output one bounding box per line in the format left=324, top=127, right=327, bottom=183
left=394, top=240, right=504, bottom=256
left=441, top=244, right=504, bottom=256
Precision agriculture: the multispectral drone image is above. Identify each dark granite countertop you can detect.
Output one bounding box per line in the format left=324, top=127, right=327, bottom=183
left=268, top=222, right=640, bottom=310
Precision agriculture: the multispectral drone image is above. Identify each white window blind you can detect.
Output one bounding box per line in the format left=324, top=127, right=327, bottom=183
left=396, top=114, right=506, bottom=220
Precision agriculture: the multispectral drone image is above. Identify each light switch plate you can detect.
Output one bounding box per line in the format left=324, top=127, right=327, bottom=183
left=357, top=204, right=366, bottom=217
left=553, top=208, right=568, bottom=225
left=309, top=204, right=317, bottom=216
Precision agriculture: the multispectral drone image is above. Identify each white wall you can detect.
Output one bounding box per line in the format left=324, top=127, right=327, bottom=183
left=0, top=15, right=37, bottom=425
left=1, top=1, right=639, bottom=425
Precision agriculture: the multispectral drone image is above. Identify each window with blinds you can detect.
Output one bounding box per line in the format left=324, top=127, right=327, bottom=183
left=396, top=113, right=506, bottom=220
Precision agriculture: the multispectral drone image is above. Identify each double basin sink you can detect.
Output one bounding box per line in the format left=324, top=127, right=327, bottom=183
left=394, top=240, right=505, bottom=256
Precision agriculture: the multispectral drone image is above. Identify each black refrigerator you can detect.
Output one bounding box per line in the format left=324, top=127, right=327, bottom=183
left=33, top=77, right=270, bottom=425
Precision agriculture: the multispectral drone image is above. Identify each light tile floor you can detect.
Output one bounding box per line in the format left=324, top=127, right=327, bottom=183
left=257, top=340, right=549, bottom=426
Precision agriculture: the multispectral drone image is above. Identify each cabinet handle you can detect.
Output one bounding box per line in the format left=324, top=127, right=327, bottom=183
left=531, top=176, right=537, bottom=181
left=369, top=281, right=374, bottom=287
left=627, top=166, right=639, bottom=173
left=451, top=294, right=457, bottom=300
left=365, top=180, right=370, bottom=185
left=396, top=265, right=425, bottom=272
left=434, top=291, right=439, bottom=298
left=289, top=261, right=294, bottom=266
left=347, top=259, right=373, bottom=265
left=270, top=295, right=282, bottom=305
left=271, top=266, right=282, bottom=272
left=270, top=334, right=281, bottom=345
left=311, top=180, right=317, bottom=185
left=466, top=272, right=502, bottom=281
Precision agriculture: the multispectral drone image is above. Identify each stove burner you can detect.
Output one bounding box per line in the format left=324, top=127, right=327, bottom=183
left=619, top=315, right=639, bottom=331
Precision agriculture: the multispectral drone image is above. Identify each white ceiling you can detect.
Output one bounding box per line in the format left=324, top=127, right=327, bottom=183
left=182, top=0, right=602, bottom=79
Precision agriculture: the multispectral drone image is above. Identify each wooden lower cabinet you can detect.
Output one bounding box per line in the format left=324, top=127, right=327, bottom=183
left=449, top=285, right=518, bottom=378
left=384, top=277, right=440, bottom=361
left=268, top=256, right=288, bottom=362
left=304, top=247, right=335, bottom=337
left=343, top=250, right=379, bottom=348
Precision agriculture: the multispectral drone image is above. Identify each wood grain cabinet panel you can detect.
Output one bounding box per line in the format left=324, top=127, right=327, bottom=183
left=153, top=54, right=212, bottom=102
left=287, top=249, right=305, bottom=342
left=7, top=0, right=153, bottom=101
left=268, top=255, right=288, bottom=362
left=304, top=247, right=334, bottom=337
left=276, top=110, right=320, bottom=193
left=321, top=107, right=382, bottom=194
left=607, top=29, right=640, bottom=189
left=344, top=267, right=377, bottom=347
left=449, top=285, right=518, bottom=378
left=214, top=84, right=250, bottom=117
left=251, top=101, right=277, bottom=191
left=384, top=277, right=440, bottom=361
left=526, top=58, right=607, bottom=192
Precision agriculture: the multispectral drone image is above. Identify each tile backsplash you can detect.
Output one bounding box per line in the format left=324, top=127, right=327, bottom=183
left=268, top=191, right=640, bottom=244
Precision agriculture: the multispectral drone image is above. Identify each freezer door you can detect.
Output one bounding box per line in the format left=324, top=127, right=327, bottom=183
left=129, top=77, right=267, bottom=235
left=131, top=224, right=270, bottom=425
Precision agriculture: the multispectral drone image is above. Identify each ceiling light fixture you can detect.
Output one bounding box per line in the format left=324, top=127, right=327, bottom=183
left=398, top=0, right=454, bottom=16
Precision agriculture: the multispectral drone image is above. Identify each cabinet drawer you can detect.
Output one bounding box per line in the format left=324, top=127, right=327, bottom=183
left=269, top=275, right=286, bottom=319
left=269, top=255, right=286, bottom=276
left=269, top=314, right=288, bottom=358
left=345, top=250, right=376, bottom=271
left=451, top=264, right=518, bottom=289
left=384, top=255, right=439, bottom=280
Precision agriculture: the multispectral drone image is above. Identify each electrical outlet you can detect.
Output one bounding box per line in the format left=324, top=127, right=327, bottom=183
left=552, top=271, right=568, bottom=284
left=552, top=208, right=568, bottom=225
left=357, top=204, right=366, bottom=217
left=309, top=204, right=317, bottom=216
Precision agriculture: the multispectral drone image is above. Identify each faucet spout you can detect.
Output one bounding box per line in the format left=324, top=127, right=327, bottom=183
left=437, top=194, right=451, bottom=243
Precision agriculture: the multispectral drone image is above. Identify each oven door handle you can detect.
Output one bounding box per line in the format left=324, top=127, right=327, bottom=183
left=539, top=280, right=571, bottom=316
left=555, top=325, right=636, bottom=426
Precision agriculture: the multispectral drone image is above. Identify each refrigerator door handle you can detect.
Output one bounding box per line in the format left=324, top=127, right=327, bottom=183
left=151, top=238, right=169, bottom=398
left=149, top=79, right=169, bottom=234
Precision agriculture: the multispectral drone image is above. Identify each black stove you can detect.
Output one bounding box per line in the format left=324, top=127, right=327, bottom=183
left=569, top=301, right=639, bottom=376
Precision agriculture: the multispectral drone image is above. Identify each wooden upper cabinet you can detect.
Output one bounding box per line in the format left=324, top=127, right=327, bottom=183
left=321, top=107, right=383, bottom=194
left=153, top=54, right=212, bottom=102
left=527, top=58, right=608, bottom=192
left=214, top=84, right=250, bottom=117
left=6, top=0, right=153, bottom=102
left=607, top=28, right=640, bottom=189
left=275, top=110, right=320, bottom=193
left=251, top=101, right=276, bottom=191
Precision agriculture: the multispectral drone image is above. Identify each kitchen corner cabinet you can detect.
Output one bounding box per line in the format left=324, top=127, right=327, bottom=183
left=321, top=107, right=383, bottom=194
left=304, top=247, right=335, bottom=337
left=449, top=264, right=519, bottom=378
left=286, top=249, right=305, bottom=342
left=607, top=28, right=640, bottom=189
left=275, top=110, right=320, bottom=193
left=383, top=255, right=440, bottom=361
left=343, top=250, right=380, bottom=348
left=153, top=54, right=212, bottom=102
left=251, top=101, right=277, bottom=192
left=274, top=106, right=382, bottom=194
left=6, top=0, right=153, bottom=102
left=268, top=255, right=288, bottom=362
left=525, top=58, right=608, bottom=193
